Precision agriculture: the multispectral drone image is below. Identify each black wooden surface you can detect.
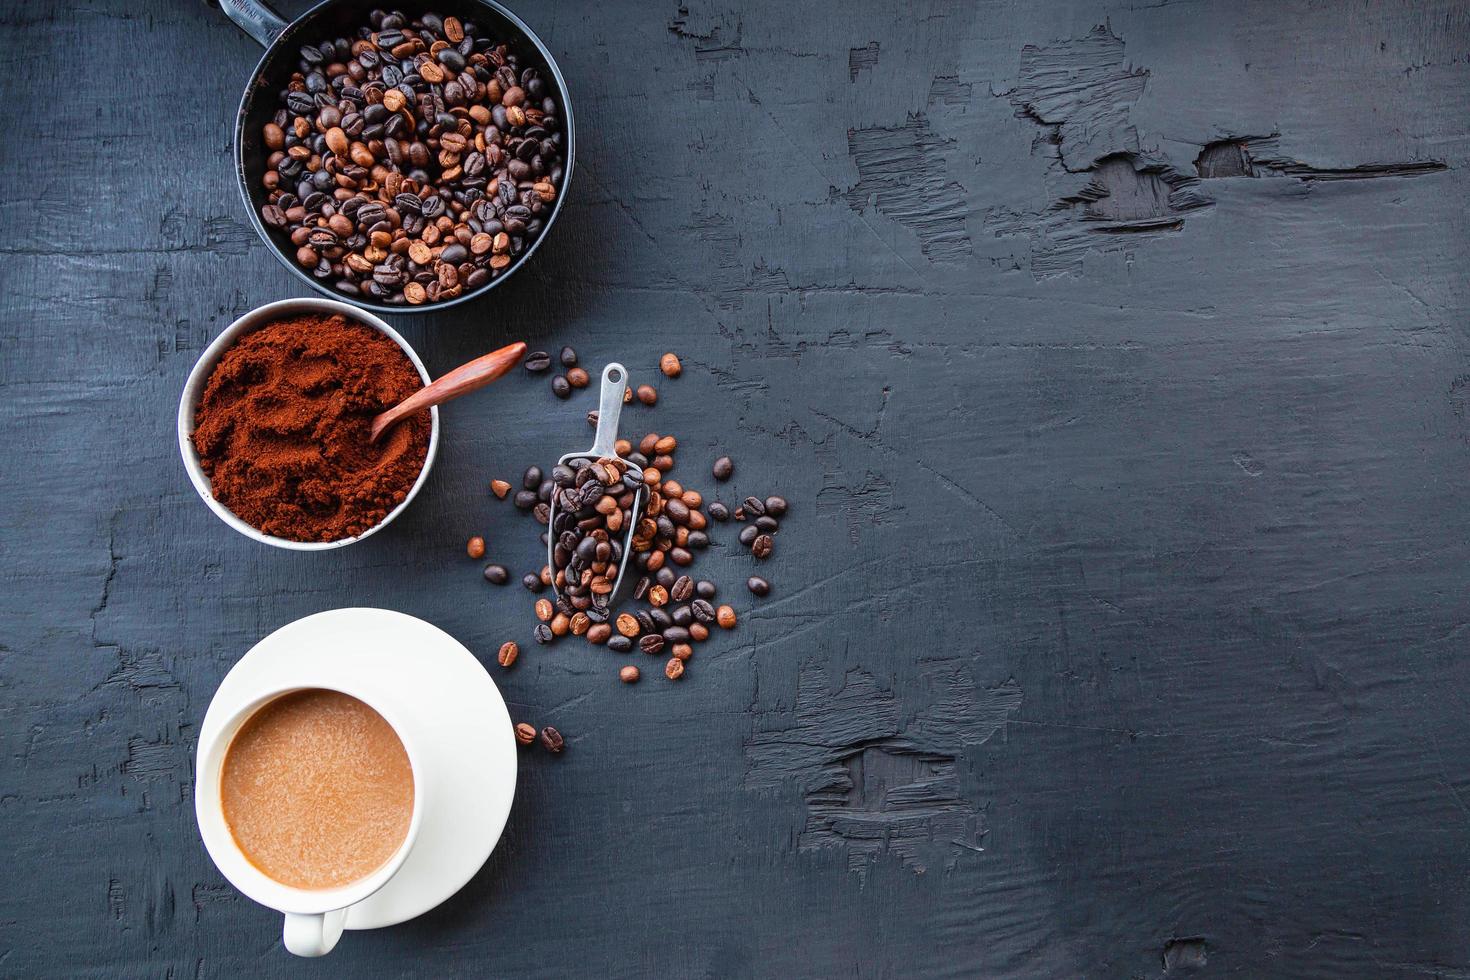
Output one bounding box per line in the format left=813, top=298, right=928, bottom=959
left=3, top=0, right=1469, bottom=976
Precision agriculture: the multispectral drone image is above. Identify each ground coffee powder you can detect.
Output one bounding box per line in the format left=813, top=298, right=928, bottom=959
left=192, top=313, right=429, bottom=542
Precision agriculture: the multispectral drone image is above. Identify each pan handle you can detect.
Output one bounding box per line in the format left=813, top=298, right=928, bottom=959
left=215, top=0, right=288, bottom=48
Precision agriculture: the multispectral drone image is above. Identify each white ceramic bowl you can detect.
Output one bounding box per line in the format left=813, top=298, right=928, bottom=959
left=177, top=297, right=439, bottom=551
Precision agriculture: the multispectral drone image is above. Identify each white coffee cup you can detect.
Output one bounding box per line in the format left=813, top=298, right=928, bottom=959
left=195, top=684, right=425, bottom=957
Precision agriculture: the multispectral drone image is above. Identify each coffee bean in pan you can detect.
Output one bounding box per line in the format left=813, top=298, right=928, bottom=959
left=258, top=11, right=566, bottom=306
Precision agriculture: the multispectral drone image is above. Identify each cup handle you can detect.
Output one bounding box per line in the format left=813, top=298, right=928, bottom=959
left=283, top=908, right=348, bottom=957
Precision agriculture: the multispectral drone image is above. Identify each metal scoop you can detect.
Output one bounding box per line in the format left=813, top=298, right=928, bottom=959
left=547, top=363, right=646, bottom=607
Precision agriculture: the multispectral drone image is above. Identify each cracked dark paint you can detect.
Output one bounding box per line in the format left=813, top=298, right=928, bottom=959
left=3, top=0, right=1469, bottom=976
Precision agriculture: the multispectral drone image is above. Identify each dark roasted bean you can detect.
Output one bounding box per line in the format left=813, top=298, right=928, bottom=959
left=751, top=534, right=773, bottom=559
left=559, top=345, right=577, bottom=367
left=764, top=495, right=788, bottom=517
left=707, top=501, right=730, bottom=521
left=551, top=375, right=571, bottom=399
left=747, top=576, right=770, bottom=596
left=691, top=599, right=716, bottom=623
left=539, top=726, right=564, bottom=752
left=712, top=456, right=734, bottom=481
left=755, top=516, right=779, bottom=532
left=687, top=531, right=709, bottom=549
left=739, top=524, right=759, bottom=546
left=523, top=465, right=543, bottom=490
left=534, top=623, right=553, bottom=644
left=743, top=496, right=766, bottom=517
left=514, top=490, right=538, bottom=510
left=607, top=634, right=633, bottom=653
left=523, top=572, right=544, bottom=592
left=671, top=576, right=694, bottom=602
left=483, top=563, right=509, bottom=585
left=696, top=580, right=717, bottom=600
left=639, top=634, right=665, bottom=655
left=524, top=350, right=552, bottom=372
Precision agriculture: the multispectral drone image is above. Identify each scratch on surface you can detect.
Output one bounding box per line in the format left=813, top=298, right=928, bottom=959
left=1196, top=135, right=1448, bottom=182
left=746, top=662, right=1022, bottom=879
left=848, top=41, right=880, bottom=81
left=842, top=115, right=972, bottom=262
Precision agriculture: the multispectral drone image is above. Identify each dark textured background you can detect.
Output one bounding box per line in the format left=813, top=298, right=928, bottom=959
left=3, top=0, right=1469, bottom=976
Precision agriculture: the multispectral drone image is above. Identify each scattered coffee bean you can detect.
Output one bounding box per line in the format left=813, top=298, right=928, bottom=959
left=738, top=524, right=759, bottom=547
left=670, top=642, right=693, bottom=662
left=690, top=599, right=716, bottom=623
left=636, top=384, right=658, bottom=405
left=747, top=576, right=770, bottom=596
left=743, top=496, right=766, bottom=517
left=483, top=563, right=509, bottom=584
left=497, top=641, right=518, bottom=667
left=620, top=665, right=640, bottom=683
left=533, top=623, right=553, bottom=644
left=660, top=352, right=682, bottom=377
left=616, top=613, right=641, bottom=637
left=535, top=598, right=554, bottom=621
left=717, top=605, right=737, bottom=629
left=755, top=516, right=779, bottom=532
left=524, top=351, right=552, bottom=373
left=696, top=580, right=717, bottom=599
left=467, top=535, right=486, bottom=559
left=514, top=722, right=537, bottom=745
left=258, top=13, right=566, bottom=306
left=550, top=375, right=572, bottom=398
left=560, top=345, right=578, bottom=367
left=708, top=501, right=730, bottom=521
left=514, top=489, right=538, bottom=509
left=640, top=634, right=665, bottom=655
left=523, top=466, right=542, bottom=490
left=712, top=456, right=733, bottom=481
left=689, top=622, right=709, bottom=642
left=587, top=622, right=612, bottom=644
left=567, top=367, right=590, bottom=388
left=539, top=726, right=565, bottom=752
left=764, top=495, right=788, bottom=517
left=751, top=534, right=774, bottom=559
left=491, top=479, right=511, bottom=498
left=523, top=572, right=544, bottom=592
left=665, top=657, right=685, bottom=680
left=671, top=576, right=694, bottom=602
left=607, top=634, right=633, bottom=653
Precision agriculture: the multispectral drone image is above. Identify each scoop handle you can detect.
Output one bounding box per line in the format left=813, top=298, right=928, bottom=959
left=590, top=363, right=628, bottom=459
left=370, top=341, right=527, bottom=442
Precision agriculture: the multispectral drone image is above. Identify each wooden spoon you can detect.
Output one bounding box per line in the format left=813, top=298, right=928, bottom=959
left=370, top=340, right=527, bottom=442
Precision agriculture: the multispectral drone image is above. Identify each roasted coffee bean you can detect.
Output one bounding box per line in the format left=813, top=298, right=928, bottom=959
left=497, top=641, right=519, bottom=667
left=751, top=534, right=774, bottom=559
left=587, top=622, right=612, bottom=644
left=712, top=456, right=734, bottom=481
left=764, top=495, right=788, bottom=517
left=665, top=657, right=685, bottom=680
left=523, top=465, right=543, bottom=490
left=467, top=535, right=486, bottom=559
left=707, top=501, right=730, bottom=521
left=539, top=726, right=564, bottom=752
left=687, top=531, right=709, bottom=550
left=670, top=643, right=693, bottom=662
left=566, top=367, right=590, bottom=388
left=636, top=384, right=658, bottom=406
left=660, top=352, right=682, bottom=377
left=663, top=626, right=690, bottom=644
left=747, top=576, right=770, bottom=596
left=620, top=665, right=640, bottom=683
left=696, top=580, right=717, bottom=599
left=560, top=345, right=578, bottom=367
left=649, top=608, right=673, bottom=631
left=523, top=349, right=552, bottom=372
left=743, top=496, right=766, bottom=517
left=483, top=563, right=509, bottom=585
left=739, top=524, right=759, bottom=546
left=514, top=489, right=538, bottom=509
left=258, top=12, right=565, bottom=305
left=755, top=516, right=779, bottom=532
left=691, top=599, right=716, bottom=623
left=535, top=598, right=554, bottom=621
left=655, top=566, right=677, bottom=588
left=514, top=722, right=537, bottom=745
left=669, top=547, right=693, bottom=566
left=671, top=576, right=694, bottom=602
left=523, top=572, right=544, bottom=592
left=607, top=634, right=633, bottom=653
left=717, top=605, right=737, bottom=628
left=616, top=613, right=641, bottom=637
left=639, top=634, right=665, bottom=655
left=551, top=375, right=572, bottom=399
left=533, top=623, right=553, bottom=644
left=671, top=605, right=694, bottom=627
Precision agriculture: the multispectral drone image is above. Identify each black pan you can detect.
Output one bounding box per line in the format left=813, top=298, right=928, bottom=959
left=215, top=0, right=575, bottom=314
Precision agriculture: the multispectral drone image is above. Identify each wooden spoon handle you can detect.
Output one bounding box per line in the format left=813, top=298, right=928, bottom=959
left=371, top=341, right=527, bottom=442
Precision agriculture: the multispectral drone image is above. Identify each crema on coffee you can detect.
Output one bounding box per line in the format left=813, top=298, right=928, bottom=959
left=220, top=689, right=414, bottom=890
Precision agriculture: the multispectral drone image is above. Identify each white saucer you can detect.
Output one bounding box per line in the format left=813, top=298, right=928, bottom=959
left=197, top=608, right=516, bottom=930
